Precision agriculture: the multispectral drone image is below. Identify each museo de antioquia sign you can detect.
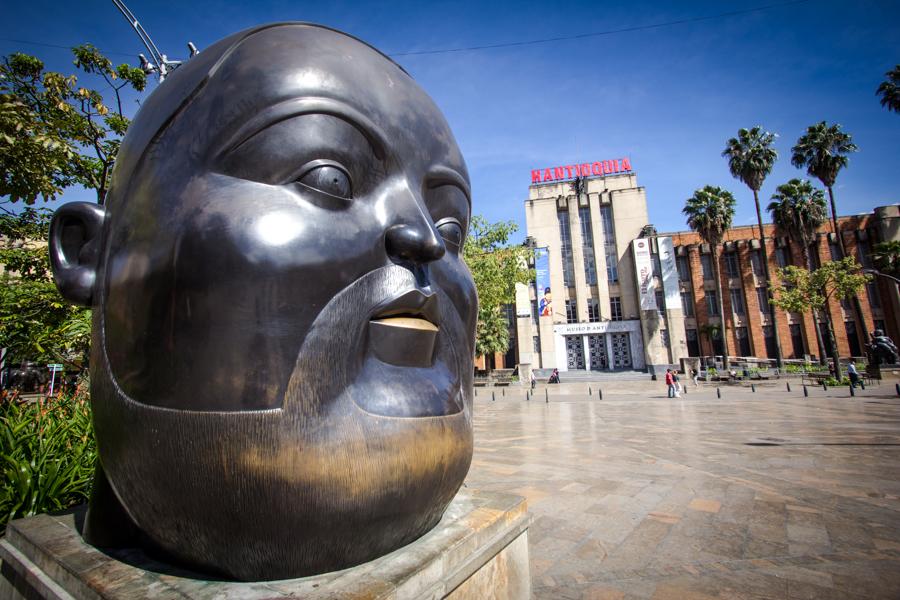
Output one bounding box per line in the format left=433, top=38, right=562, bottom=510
left=531, top=157, right=632, bottom=184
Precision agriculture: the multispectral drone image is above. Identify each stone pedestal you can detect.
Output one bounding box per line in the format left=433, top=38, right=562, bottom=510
left=0, top=490, right=531, bottom=600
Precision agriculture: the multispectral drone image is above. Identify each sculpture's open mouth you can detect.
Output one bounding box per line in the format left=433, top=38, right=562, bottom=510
left=368, top=291, right=440, bottom=368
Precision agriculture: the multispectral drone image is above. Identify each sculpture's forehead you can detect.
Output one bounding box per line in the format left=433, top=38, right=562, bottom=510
left=199, top=25, right=463, bottom=169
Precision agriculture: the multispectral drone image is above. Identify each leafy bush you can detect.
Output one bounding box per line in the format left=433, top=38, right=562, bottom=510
left=0, top=379, right=95, bottom=531
left=783, top=363, right=829, bottom=374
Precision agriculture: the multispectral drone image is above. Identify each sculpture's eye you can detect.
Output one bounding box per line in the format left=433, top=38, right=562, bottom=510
left=297, top=163, right=352, bottom=199
left=435, top=218, right=463, bottom=252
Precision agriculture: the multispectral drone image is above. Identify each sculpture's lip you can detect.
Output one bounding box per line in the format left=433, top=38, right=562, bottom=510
left=368, top=290, right=440, bottom=368
left=369, top=290, right=440, bottom=328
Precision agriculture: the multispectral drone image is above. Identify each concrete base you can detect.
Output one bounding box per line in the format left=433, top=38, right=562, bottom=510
left=0, top=490, right=531, bottom=600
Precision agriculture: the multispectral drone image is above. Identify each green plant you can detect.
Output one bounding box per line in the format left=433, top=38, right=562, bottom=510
left=0, top=379, right=95, bottom=531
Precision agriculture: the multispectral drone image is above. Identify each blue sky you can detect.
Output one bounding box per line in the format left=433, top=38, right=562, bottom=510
left=3, top=0, right=899, bottom=240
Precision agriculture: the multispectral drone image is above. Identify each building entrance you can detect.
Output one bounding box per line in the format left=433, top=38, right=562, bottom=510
left=587, top=334, right=608, bottom=370
left=565, top=335, right=585, bottom=369
left=611, top=333, right=632, bottom=369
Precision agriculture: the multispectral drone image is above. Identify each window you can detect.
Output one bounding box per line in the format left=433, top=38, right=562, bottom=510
left=829, top=242, right=841, bottom=262
left=565, top=299, right=577, bottom=323
left=685, top=328, right=700, bottom=356
left=660, top=329, right=670, bottom=349
left=725, top=252, right=740, bottom=278
left=789, top=324, right=805, bottom=359
left=750, top=250, right=765, bottom=278
left=840, top=296, right=852, bottom=310
left=587, top=298, right=600, bottom=322
left=756, top=287, right=769, bottom=314
left=605, top=248, right=618, bottom=282
left=558, top=212, right=576, bottom=287
left=736, top=327, right=751, bottom=357
left=706, top=291, right=719, bottom=316
left=579, top=207, right=597, bottom=285
left=867, top=282, right=881, bottom=309
left=730, top=289, right=745, bottom=316
left=610, top=297, right=623, bottom=321
left=656, top=290, right=665, bottom=315
left=846, top=321, right=861, bottom=357
left=857, top=239, right=872, bottom=268
left=700, top=254, right=714, bottom=280
left=676, top=255, right=690, bottom=282
left=774, top=247, right=789, bottom=268
left=762, top=325, right=777, bottom=358
left=599, top=206, right=615, bottom=241
left=681, top=291, right=694, bottom=317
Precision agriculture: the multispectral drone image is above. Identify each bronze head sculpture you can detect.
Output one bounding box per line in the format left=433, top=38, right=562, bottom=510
left=48, top=23, right=476, bottom=581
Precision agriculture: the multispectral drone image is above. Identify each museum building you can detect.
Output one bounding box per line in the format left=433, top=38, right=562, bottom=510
left=501, top=160, right=900, bottom=376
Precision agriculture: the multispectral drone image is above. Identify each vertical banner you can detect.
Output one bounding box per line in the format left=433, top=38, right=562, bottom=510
left=534, top=247, right=553, bottom=316
left=632, top=239, right=657, bottom=310
left=658, top=237, right=680, bottom=310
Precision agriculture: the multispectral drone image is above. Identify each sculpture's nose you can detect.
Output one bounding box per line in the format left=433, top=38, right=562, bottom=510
left=385, top=222, right=445, bottom=265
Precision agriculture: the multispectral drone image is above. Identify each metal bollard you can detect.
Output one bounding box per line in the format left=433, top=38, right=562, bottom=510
left=861, top=380, right=866, bottom=390
left=896, top=383, right=900, bottom=397
left=803, top=384, right=808, bottom=397
left=716, top=387, right=721, bottom=399
left=589, top=387, right=592, bottom=396
left=502, top=388, right=505, bottom=397
left=474, top=389, right=477, bottom=397
left=849, top=383, right=855, bottom=397
left=786, top=382, right=791, bottom=392
left=823, top=382, right=827, bottom=391
left=492, top=391, right=495, bottom=401
left=599, top=388, right=603, bottom=400
left=751, top=384, right=756, bottom=393
left=545, top=389, right=549, bottom=403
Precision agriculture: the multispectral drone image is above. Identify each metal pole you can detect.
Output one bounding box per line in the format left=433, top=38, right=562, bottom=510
left=48, top=367, right=57, bottom=398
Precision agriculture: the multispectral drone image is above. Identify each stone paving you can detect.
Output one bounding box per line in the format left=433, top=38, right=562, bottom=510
left=463, top=382, right=900, bottom=599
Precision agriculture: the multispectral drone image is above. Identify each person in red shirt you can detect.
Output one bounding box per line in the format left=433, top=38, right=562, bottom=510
left=665, top=368, right=675, bottom=398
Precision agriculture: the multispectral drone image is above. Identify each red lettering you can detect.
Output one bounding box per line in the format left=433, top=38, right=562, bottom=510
left=603, top=160, right=613, bottom=173
left=611, top=159, right=620, bottom=173
left=622, top=157, right=632, bottom=171
left=564, top=165, right=573, bottom=178
left=554, top=167, right=565, bottom=180
left=543, top=168, right=554, bottom=181
left=581, top=163, right=590, bottom=177
left=532, top=169, right=541, bottom=183
left=592, top=162, right=602, bottom=175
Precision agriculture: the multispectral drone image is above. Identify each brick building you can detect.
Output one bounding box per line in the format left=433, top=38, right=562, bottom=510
left=667, top=205, right=900, bottom=363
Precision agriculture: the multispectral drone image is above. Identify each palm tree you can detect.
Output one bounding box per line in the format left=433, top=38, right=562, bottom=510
left=876, top=64, right=900, bottom=114
left=790, top=122, right=858, bottom=255
left=767, top=178, right=829, bottom=365
left=723, top=126, right=783, bottom=366
left=684, top=186, right=736, bottom=369
left=791, top=121, right=867, bottom=361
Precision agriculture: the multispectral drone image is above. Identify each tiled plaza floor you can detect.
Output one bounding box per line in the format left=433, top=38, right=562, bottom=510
left=464, top=383, right=900, bottom=599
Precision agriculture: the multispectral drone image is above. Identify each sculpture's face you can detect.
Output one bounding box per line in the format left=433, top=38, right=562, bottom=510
left=51, top=24, right=476, bottom=581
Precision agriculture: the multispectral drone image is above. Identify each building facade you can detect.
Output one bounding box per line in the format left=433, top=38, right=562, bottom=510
left=510, top=160, right=900, bottom=374
left=512, top=160, right=688, bottom=376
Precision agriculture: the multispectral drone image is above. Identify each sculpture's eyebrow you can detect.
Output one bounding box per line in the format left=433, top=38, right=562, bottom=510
left=426, top=166, right=471, bottom=209
left=219, top=96, right=388, bottom=161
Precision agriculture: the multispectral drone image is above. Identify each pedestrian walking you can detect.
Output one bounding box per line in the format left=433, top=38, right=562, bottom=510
left=847, top=362, right=860, bottom=389
left=530, top=370, right=536, bottom=390
left=665, top=368, right=675, bottom=398
left=692, top=368, right=699, bottom=386
left=673, top=371, right=682, bottom=397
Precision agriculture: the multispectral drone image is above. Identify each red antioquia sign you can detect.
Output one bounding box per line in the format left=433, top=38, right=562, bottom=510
left=531, top=158, right=632, bottom=184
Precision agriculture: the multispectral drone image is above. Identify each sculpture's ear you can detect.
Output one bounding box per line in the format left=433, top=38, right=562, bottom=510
left=49, top=202, right=107, bottom=306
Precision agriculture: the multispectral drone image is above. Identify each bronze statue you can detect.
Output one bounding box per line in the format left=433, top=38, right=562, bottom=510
left=48, top=23, right=476, bottom=581
left=867, top=329, right=898, bottom=366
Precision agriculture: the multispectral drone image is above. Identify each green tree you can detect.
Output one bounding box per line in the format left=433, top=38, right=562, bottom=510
left=767, top=178, right=829, bottom=362
left=870, top=240, right=900, bottom=279
left=683, top=185, right=736, bottom=368
left=723, top=126, right=783, bottom=365
left=876, top=64, right=900, bottom=114
left=1, top=46, right=146, bottom=205
left=771, top=257, right=870, bottom=379
left=462, top=217, right=532, bottom=362
left=0, top=207, right=91, bottom=370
